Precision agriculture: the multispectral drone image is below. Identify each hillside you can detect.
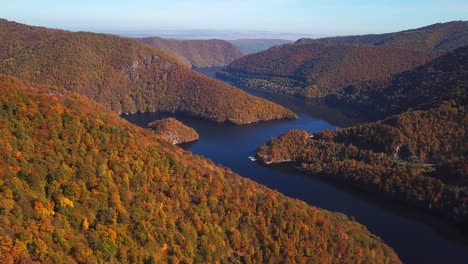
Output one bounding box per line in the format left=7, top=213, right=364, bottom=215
left=297, top=21, right=468, bottom=52
left=0, top=19, right=295, bottom=124
left=220, top=43, right=434, bottom=97
left=257, top=102, right=468, bottom=226
left=227, top=39, right=292, bottom=54
left=328, top=45, right=468, bottom=119
left=0, top=73, right=401, bottom=263
left=138, top=37, right=245, bottom=68
left=255, top=43, right=468, bottom=227
left=148, top=117, right=199, bottom=144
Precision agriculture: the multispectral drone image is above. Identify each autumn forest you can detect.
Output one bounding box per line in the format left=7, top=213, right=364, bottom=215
left=0, top=6, right=467, bottom=263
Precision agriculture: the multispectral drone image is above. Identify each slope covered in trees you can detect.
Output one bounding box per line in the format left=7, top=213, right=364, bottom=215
left=138, top=37, right=244, bottom=68
left=219, top=43, right=434, bottom=97
left=328, top=45, right=468, bottom=119
left=0, top=74, right=401, bottom=263
left=257, top=102, right=467, bottom=226
left=0, top=19, right=295, bottom=124
left=255, top=42, right=467, bottom=226
left=148, top=117, right=199, bottom=144
left=296, top=21, right=468, bottom=52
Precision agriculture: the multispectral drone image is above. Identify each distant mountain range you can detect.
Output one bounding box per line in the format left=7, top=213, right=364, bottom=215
left=0, top=19, right=295, bottom=124
left=138, top=37, right=245, bottom=68
left=227, top=39, right=292, bottom=54
left=97, top=28, right=316, bottom=41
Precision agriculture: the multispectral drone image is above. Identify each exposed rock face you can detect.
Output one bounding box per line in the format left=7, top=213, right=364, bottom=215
left=148, top=118, right=199, bottom=144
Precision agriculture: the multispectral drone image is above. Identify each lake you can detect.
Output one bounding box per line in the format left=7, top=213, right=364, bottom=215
left=123, top=67, right=468, bottom=264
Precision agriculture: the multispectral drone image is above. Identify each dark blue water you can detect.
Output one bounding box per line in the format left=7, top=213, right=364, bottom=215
left=123, top=67, right=468, bottom=264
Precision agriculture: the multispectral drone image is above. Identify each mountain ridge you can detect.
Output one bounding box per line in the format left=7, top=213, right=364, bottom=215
left=296, top=21, right=468, bottom=52
left=327, top=45, right=468, bottom=119
left=220, top=43, right=435, bottom=97
left=0, top=19, right=295, bottom=124
left=138, top=37, right=245, bottom=68
left=219, top=21, right=467, bottom=99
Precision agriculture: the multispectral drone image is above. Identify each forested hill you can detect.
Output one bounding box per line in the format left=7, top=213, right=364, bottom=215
left=257, top=102, right=468, bottom=226
left=297, top=21, right=468, bottom=52
left=255, top=44, right=468, bottom=228
left=329, top=45, right=468, bottom=119
left=0, top=19, right=295, bottom=124
left=148, top=117, right=199, bottom=144
left=138, top=37, right=245, bottom=68
left=219, top=21, right=468, bottom=99
left=220, top=43, right=434, bottom=97
left=0, top=73, right=401, bottom=263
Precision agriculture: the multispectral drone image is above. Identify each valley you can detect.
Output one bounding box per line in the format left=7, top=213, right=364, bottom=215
left=0, top=9, right=466, bottom=263
left=124, top=67, right=468, bottom=264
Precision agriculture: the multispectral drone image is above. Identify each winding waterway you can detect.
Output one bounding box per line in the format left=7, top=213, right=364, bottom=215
left=123, top=67, right=468, bottom=264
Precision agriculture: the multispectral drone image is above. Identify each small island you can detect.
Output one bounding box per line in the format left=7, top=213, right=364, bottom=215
left=148, top=118, right=199, bottom=144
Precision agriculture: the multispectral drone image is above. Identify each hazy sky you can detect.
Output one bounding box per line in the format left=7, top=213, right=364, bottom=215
left=1, top=0, right=467, bottom=36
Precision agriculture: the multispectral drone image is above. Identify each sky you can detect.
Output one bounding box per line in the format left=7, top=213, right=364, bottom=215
left=1, top=0, right=467, bottom=38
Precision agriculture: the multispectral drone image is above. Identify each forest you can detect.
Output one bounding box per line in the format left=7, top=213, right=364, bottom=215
left=297, top=21, right=468, bottom=52
left=148, top=118, right=199, bottom=144
left=257, top=101, right=467, bottom=226
left=220, top=43, right=434, bottom=97
left=248, top=26, right=467, bottom=226
left=0, top=19, right=295, bottom=124
left=0, top=73, right=401, bottom=263
left=219, top=21, right=468, bottom=99
left=139, top=37, right=244, bottom=68
left=327, top=45, right=468, bottom=119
